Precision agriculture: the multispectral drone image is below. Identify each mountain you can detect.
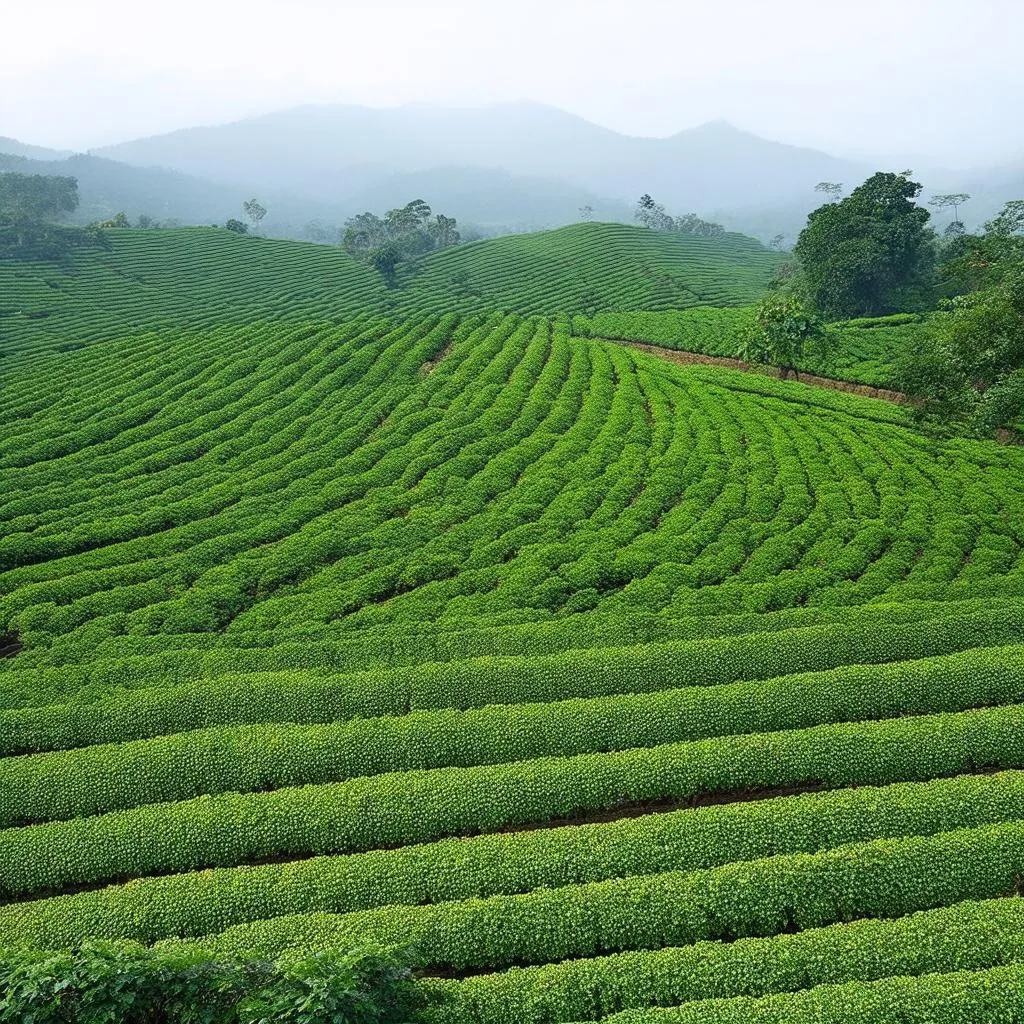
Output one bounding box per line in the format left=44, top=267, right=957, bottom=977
left=0, top=151, right=245, bottom=226
left=0, top=137, right=72, bottom=161
left=95, top=102, right=873, bottom=218
left=3, top=129, right=628, bottom=238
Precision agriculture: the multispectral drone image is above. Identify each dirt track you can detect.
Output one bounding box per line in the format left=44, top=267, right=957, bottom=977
left=603, top=337, right=908, bottom=405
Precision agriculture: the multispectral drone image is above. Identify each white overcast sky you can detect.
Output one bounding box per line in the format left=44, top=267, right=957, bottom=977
left=2, top=0, right=1022, bottom=167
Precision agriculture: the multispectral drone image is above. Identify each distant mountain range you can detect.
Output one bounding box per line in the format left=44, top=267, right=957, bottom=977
left=2, top=102, right=1021, bottom=243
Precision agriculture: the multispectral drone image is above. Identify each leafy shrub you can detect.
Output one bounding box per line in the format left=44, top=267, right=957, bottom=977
left=0, top=941, right=415, bottom=1024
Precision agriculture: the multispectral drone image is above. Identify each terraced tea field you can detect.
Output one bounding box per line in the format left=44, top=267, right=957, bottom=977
left=3, top=291, right=1024, bottom=1023
left=0, top=222, right=783, bottom=363
left=576, top=309, right=930, bottom=390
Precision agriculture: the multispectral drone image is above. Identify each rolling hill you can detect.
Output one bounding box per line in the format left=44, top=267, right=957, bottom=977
left=0, top=223, right=783, bottom=362
left=3, top=217, right=1024, bottom=1022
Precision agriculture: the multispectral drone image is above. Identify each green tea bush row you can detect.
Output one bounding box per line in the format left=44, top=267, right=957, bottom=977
left=596, top=961, right=1024, bottom=1024
left=6, top=770, right=1024, bottom=950
left=168, top=819, right=1024, bottom=968
left=5, top=610, right=1022, bottom=755
left=3, top=644, right=1022, bottom=826
left=6, top=596, right=1001, bottom=710
left=420, top=896, right=1024, bottom=1024
left=3, top=304, right=1022, bottom=668
left=5, top=701, right=1024, bottom=899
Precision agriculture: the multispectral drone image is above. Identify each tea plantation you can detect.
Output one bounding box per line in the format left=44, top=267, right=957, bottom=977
left=0, top=222, right=782, bottom=363
left=2, top=227, right=1024, bottom=1023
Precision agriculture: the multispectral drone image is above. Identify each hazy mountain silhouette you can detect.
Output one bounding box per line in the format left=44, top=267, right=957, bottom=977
left=95, top=102, right=872, bottom=214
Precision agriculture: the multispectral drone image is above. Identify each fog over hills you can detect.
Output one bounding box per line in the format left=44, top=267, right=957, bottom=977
left=95, top=101, right=872, bottom=214
left=4, top=102, right=1020, bottom=242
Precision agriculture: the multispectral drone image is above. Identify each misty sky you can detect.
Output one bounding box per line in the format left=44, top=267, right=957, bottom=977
left=3, top=0, right=1022, bottom=167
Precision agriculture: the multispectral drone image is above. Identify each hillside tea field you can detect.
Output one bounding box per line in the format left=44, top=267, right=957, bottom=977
left=0, top=222, right=783, bottom=363
left=3, top=230, right=1024, bottom=1024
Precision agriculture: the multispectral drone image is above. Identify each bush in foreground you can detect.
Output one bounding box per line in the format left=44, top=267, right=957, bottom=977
left=0, top=940, right=415, bottom=1023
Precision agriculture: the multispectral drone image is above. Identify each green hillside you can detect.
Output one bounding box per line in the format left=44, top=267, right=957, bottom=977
left=397, top=222, right=782, bottom=313
left=0, top=223, right=782, bottom=362
left=5, top=195, right=1024, bottom=1024
left=2, top=303, right=1024, bottom=1022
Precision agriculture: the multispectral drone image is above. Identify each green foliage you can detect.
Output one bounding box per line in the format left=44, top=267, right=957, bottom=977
left=794, top=171, right=936, bottom=318
left=425, top=897, right=1024, bottom=1024
left=3, top=224, right=1024, bottom=1023
left=341, top=199, right=461, bottom=278
left=599, top=961, right=1024, bottom=1024
left=985, top=199, right=1024, bottom=237
left=0, top=941, right=415, bottom=1024
left=899, top=263, right=1024, bottom=432
left=0, top=172, right=88, bottom=259
left=737, top=296, right=826, bottom=376
left=225, top=218, right=248, bottom=234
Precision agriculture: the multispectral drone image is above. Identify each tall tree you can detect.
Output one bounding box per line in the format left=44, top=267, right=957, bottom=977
left=341, top=212, right=388, bottom=257
left=794, top=171, right=936, bottom=319
left=579, top=205, right=594, bottom=221
left=0, top=173, right=79, bottom=251
left=634, top=194, right=673, bottom=230
left=242, top=198, right=267, bottom=233
left=929, top=192, right=970, bottom=236
left=428, top=213, right=460, bottom=248
left=986, top=200, right=1024, bottom=236
left=814, top=182, right=844, bottom=201
left=899, top=262, right=1024, bottom=433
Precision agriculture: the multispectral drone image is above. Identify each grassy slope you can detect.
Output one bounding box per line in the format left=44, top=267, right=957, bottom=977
left=5, top=234, right=1024, bottom=1022
left=0, top=223, right=782, bottom=363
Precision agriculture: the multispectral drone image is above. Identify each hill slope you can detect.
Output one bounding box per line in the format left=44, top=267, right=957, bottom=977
left=0, top=223, right=782, bottom=361
left=2, top=144, right=624, bottom=237
left=2, top=311, right=1024, bottom=1024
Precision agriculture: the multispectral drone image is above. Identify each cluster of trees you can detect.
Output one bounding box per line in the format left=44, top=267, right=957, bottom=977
left=743, top=169, right=1023, bottom=435
left=633, top=194, right=725, bottom=237
left=92, top=212, right=169, bottom=229
left=341, top=199, right=461, bottom=281
left=0, top=172, right=106, bottom=259
left=793, top=172, right=936, bottom=320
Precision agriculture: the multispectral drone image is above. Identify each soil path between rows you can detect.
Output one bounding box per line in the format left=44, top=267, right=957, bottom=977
left=601, top=336, right=908, bottom=405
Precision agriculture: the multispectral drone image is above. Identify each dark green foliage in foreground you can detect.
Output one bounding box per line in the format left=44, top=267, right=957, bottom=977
left=794, top=171, right=936, bottom=319
left=0, top=940, right=414, bottom=1024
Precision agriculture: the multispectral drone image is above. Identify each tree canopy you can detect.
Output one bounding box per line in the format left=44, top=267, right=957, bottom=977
left=737, top=295, right=827, bottom=378
left=341, top=199, right=462, bottom=280
left=794, top=171, right=936, bottom=319
left=634, top=194, right=724, bottom=236
left=0, top=172, right=93, bottom=258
